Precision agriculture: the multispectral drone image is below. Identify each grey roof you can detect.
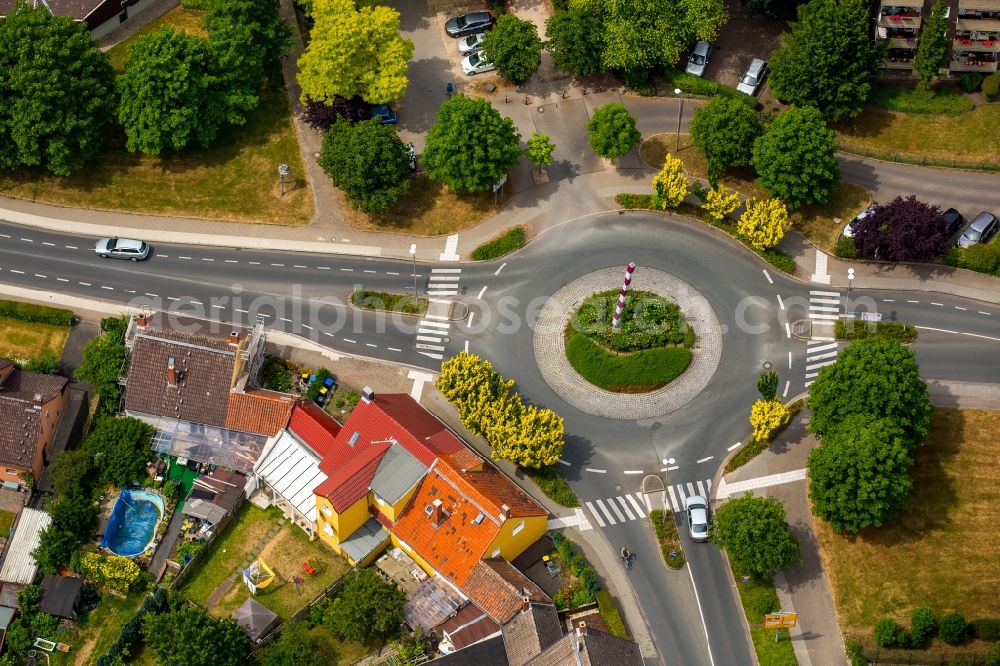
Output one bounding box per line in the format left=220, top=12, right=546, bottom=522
left=525, top=624, right=643, bottom=666
left=370, top=441, right=425, bottom=505
left=182, top=498, right=228, bottom=524
left=501, top=603, right=563, bottom=666
left=233, top=597, right=278, bottom=642
left=340, top=517, right=389, bottom=564
left=0, top=606, right=15, bottom=630
left=431, top=634, right=509, bottom=666
left=39, top=575, right=84, bottom=619
left=0, top=508, right=52, bottom=584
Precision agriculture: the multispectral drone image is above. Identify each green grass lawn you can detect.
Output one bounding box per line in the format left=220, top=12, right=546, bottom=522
left=0, top=316, right=70, bottom=363
left=0, top=6, right=312, bottom=225
left=817, top=408, right=1000, bottom=659
left=49, top=590, right=145, bottom=666
left=564, top=329, right=692, bottom=392
left=734, top=576, right=798, bottom=666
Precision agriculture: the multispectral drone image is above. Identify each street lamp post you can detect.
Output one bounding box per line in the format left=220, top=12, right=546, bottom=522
left=846, top=268, right=855, bottom=314
left=410, top=244, right=418, bottom=303
left=674, top=88, right=684, bottom=152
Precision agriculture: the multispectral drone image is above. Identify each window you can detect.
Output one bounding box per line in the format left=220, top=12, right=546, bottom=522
left=5, top=469, right=18, bottom=475
left=45, top=411, right=49, bottom=418
left=512, top=520, right=525, bottom=536
left=324, top=522, right=333, bottom=536
left=491, top=548, right=501, bottom=558
left=322, top=503, right=332, bottom=516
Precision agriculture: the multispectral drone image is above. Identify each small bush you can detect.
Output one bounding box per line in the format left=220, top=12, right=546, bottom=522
left=835, top=320, right=917, bottom=343
left=959, top=73, right=983, bottom=93
left=471, top=226, right=527, bottom=261
left=846, top=640, right=867, bottom=666
left=22, top=351, right=61, bottom=375
left=596, top=590, right=629, bottom=639
left=962, top=243, right=1000, bottom=273
left=616, top=193, right=654, bottom=209
left=621, top=69, right=657, bottom=96
left=760, top=249, right=797, bottom=274
left=0, top=299, right=74, bottom=326
left=939, top=612, right=967, bottom=644
left=261, top=356, right=294, bottom=392
left=943, top=246, right=965, bottom=267
left=910, top=606, right=937, bottom=646
left=970, top=618, right=1000, bottom=642
left=523, top=466, right=579, bottom=507
left=983, top=73, right=1000, bottom=101
left=834, top=235, right=857, bottom=259
left=874, top=617, right=902, bottom=647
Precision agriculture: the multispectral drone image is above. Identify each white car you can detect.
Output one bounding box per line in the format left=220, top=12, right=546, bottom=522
left=685, top=495, right=709, bottom=542
left=461, top=51, right=495, bottom=75
left=685, top=41, right=711, bottom=77
left=843, top=206, right=875, bottom=239
left=736, top=58, right=767, bottom=96
left=458, top=32, right=487, bottom=55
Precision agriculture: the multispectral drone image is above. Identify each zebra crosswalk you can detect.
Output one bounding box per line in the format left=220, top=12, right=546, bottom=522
left=665, top=479, right=712, bottom=513
left=413, top=268, right=462, bottom=360
left=427, top=267, right=461, bottom=298
left=583, top=479, right=714, bottom=528
left=808, top=290, right=841, bottom=321
left=805, top=340, right=840, bottom=387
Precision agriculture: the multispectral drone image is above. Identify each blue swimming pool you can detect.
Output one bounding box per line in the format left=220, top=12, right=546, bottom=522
left=100, top=490, right=165, bottom=557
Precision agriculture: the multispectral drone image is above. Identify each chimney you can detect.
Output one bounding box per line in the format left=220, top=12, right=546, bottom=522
left=430, top=498, right=445, bottom=526
left=521, top=594, right=531, bottom=612
left=576, top=621, right=587, bottom=637
left=137, top=313, right=148, bottom=328
left=361, top=386, right=374, bottom=403
left=33, top=393, right=43, bottom=409
left=227, top=331, right=240, bottom=346
left=167, top=357, right=177, bottom=388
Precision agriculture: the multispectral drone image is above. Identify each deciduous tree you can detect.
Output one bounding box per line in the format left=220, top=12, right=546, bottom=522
left=807, top=336, right=932, bottom=447
left=851, top=195, right=950, bottom=262
left=587, top=103, right=641, bottom=161
left=437, top=353, right=514, bottom=434
left=297, top=0, right=413, bottom=105
left=143, top=601, right=247, bottom=666
left=701, top=184, right=740, bottom=224
left=914, top=0, right=950, bottom=85
left=807, top=414, right=914, bottom=533
left=0, top=4, right=115, bottom=175
left=709, top=494, right=800, bottom=582
left=75, top=328, right=127, bottom=417
left=482, top=14, right=542, bottom=84
left=486, top=401, right=565, bottom=468
left=32, top=528, right=77, bottom=575
left=752, top=106, right=839, bottom=208
left=259, top=621, right=324, bottom=666
left=84, top=416, right=156, bottom=488
left=545, top=6, right=605, bottom=77
left=117, top=29, right=234, bottom=154
left=324, top=569, right=406, bottom=646
left=651, top=154, right=688, bottom=209
left=526, top=133, right=556, bottom=174
left=768, top=0, right=883, bottom=121
left=738, top=198, right=790, bottom=252
left=423, top=95, right=521, bottom=192
left=319, top=118, right=410, bottom=213
left=690, top=96, right=762, bottom=187
left=303, top=97, right=372, bottom=130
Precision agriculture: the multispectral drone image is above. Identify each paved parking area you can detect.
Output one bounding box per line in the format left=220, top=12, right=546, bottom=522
left=531, top=99, right=605, bottom=181
left=702, top=0, right=786, bottom=88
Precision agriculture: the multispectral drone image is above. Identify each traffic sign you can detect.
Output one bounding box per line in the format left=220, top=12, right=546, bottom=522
left=860, top=311, right=882, bottom=322
left=764, top=612, right=798, bottom=629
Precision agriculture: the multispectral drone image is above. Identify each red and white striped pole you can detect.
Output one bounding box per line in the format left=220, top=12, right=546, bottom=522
left=612, top=262, right=636, bottom=329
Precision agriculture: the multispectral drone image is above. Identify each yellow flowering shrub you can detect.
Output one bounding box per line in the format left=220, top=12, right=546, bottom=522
left=701, top=184, right=740, bottom=225
left=749, top=399, right=791, bottom=443
left=737, top=197, right=790, bottom=252
left=651, top=154, right=688, bottom=209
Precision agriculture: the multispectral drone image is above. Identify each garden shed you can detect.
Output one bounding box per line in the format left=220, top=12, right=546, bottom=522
left=39, top=575, right=84, bottom=620
left=0, top=508, right=51, bottom=585
left=233, top=597, right=278, bottom=643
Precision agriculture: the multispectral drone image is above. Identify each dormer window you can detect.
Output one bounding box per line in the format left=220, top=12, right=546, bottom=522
left=348, top=432, right=359, bottom=446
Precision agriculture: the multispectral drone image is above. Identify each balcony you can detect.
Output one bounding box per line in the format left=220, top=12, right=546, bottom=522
left=880, top=13, right=922, bottom=28
left=959, top=0, right=1000, bottom=10
left=954, top=36, right=1000, bottom=50
left=886, top=59, right=915, bottom=69
left=950, top=52, right=1000, bottom=70
left=888, top=36, right=919, bottom=48
left=957, top=17, right=1000, bottom=29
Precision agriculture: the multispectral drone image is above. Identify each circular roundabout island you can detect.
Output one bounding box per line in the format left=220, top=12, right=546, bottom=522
left=533, top=266, right=723, bottom=419
left=565, top=289, right=695, bottom=393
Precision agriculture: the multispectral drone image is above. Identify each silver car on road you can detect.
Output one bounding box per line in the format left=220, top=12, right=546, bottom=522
left=685, top=494, right=710, bottom=542
left=94, top=237, right=150, bottom=261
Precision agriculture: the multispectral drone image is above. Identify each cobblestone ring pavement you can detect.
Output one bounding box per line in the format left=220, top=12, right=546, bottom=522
left=533, top=267, right=723, bottom=419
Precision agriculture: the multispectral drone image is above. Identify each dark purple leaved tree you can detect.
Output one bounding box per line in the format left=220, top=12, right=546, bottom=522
left=853, top=195, right=949, bottom=262
left=302, top=96, right=371, bottom=131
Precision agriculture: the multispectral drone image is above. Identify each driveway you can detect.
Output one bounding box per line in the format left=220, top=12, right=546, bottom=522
left=703, top=0, right=786, bottom=88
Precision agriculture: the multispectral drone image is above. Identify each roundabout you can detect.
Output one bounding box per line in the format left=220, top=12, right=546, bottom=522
left=532, top=265, right=723, bottom=419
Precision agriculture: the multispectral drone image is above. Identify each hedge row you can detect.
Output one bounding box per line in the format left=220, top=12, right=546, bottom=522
left=0, top=299, right=74, bottom=326
left=835, top=320, right=918, bottom=343
left=596, top=590, right=628, bottom=640
left=662, top=68, right=756, bottom=107
left=96, top=587, right=169, bottom=666
left=550, top=532, right=601, bottom=609
left=471, top=226, right=526, bottom=261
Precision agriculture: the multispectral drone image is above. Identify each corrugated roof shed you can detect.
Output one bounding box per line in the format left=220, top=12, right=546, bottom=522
left=254, top=430, right=328, bottom=522
left=0, top=509, right=52, bottom=585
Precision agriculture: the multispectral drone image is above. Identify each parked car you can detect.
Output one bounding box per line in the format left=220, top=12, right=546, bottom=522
left=685, top=495, right=710, bottom=542
left=370, top=105, right=397, bottom=125
left=685, top=41, right=711, bottom=77
left=736, top=58, right=768, bottom=96
left=958, top=211, right=998, bottom=248
left=445, top=12, right=494, bottom=38
left=461, top=50, right=495, bottom=75
left=942, top=207, right=965, bottom=237
left=94, top=237, right=150, bottom=261
left=458, top=32, right=488, bottom=54
left=842, top=206, right=875, bottom=239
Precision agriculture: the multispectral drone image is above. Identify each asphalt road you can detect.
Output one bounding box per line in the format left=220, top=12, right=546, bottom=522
left=3, top=214, right=1000, bottom=665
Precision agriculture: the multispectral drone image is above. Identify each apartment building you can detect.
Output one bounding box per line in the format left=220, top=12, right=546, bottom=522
left=878, top=0, right=999, bottom=73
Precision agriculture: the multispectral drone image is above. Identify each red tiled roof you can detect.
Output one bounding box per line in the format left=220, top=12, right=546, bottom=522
left=462, top=558, right=550, bottom=624
left=288, top=402, right=342, bottom=457
left=314, top=441, right=391, bottom=512
left=0, top=365, right=68, bottom=468
left=224, top=389, right=294, bottom=437
left=439, top=453, right=546, bottom=520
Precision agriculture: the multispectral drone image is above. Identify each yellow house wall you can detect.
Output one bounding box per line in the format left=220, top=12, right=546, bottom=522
left=486, top=514, right=547, bottom=562
left=389, top=534, right=437, bottom=578
left=372, top=484, right=419, bottom=523
left=314, top=494, right=371, bottom=553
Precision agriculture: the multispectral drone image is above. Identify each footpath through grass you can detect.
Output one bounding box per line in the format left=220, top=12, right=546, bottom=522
left=0, top=6, right=312, bottom=225
left=817, top=408, right=1000, bottom=656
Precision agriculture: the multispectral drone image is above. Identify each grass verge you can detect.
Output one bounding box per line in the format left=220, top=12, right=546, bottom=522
left=725, top=401, right=803, bottom=474
left=0, top=316, right=70, bottom=362
left=0, top=9, right=311, bottom=225
left=564, top=329, right=692, bottom=392
left=596, top=590, right=629, bottom=639
left=834, top=320, right=917, bottom=342
left=816, top=408, right=1000, bottom=658
left=343, top=173, right=510, bottom=236
left=106, top=6, right=208, bottom=72
left=734, top=573, right=799, bottom=666
left=639, top=133, right=871, bottom=253
left=649, top=509, right=685, bottom=569
left=0, top=510, right=14, bottom=536
left=472, top=226, right=527, bottom=260
left=834, top=103, right=1000, bottom=171
left=522, top=466, right=579, bottom=508
left=349, top=289, right=427, bottom=315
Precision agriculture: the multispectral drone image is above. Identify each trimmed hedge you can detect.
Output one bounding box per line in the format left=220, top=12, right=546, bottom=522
left=615, top=193, right=653, bottom=209
left=970, top=618, right=1000, bottom=642
left=471, top=226, right=527, bottom=261
left=835, top=320, right=918, bottom=343
left=96, top=587, right=169, bottom=666
left=565, top=329, right=692, bottom=392
left=662, top=68, right=756, bottom=107
left=596, top=590, right=629, bottom=640
left=0, top=299, right=74, bottom=326
left=523, top=466, right=579, bottom=507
